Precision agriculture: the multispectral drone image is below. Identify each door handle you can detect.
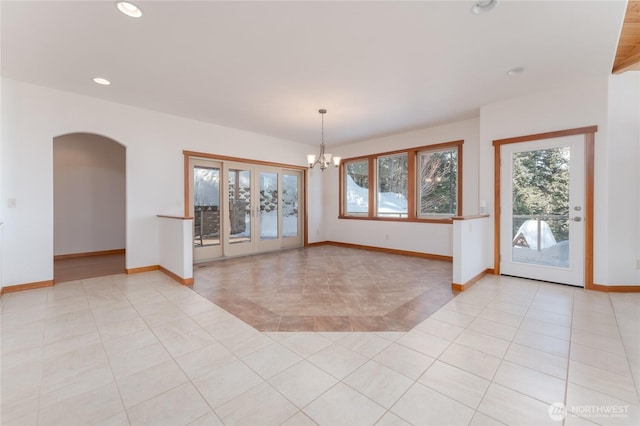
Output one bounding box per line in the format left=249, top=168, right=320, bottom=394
left=570, top=216, right=582, bottom=222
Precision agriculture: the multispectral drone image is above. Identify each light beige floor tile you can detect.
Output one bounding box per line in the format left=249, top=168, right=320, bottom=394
left=442, top=299, right=485, bottom=316
left=0, top=395, right=39, bottom=425
left=40, top=343, right=111, bottom=396
left=373, top=331, right=406, bottom=342
left=519, top=316, right=571, bottom=341
left=343, top=360, right=414, bottom=409
left=101, top=328, right=159, bottom=358
left=268, top=360, right=338, bottom=409
left=337, top=332, right=393, bottom=358
left=571, top=328, right=627, bottom=356
left=39, top=362, right=115, bottom=410
left=573, top=316, right=622, bottom=338
left=468, top=412, right=506, bottom=426
left=396, top=329, right=451, bottom=358
left=175, top=341, right=236, bottom=380
left=373, top=342, right=435, bottom=380
left=241, top=342, right=303, bottom=379
left=390, top=382, right=475, bottom=425
left=468, top=317, right=518, bottom=341
left=571, top=342, right=633, bottom=376
left=503, top=342, right=568, bottom=379
left=419, top=360, right=490, bottom=409
left=375, top=412, right=412, bottom=426
left=414, top=317, right=465, bottom=341
left=429, top=308, right=476, bottom=328
left=159, top=328, right=216, bottom=358
left=126, top=382, right=210, bottom=426
left=513, top=328, right=570, bottom=357
left=478, top=308, right=523, bottom=328
left=108, top=341, right=172, bottom=379
left=279, top=332, right=334, bottom=358
left=304, top=382, right=386, bottom=426
left=0, top=357, right=43, bottom=407
left=218, top=327, right=274, bottom=357
left=38, top=382, right=124, bottom=426
left=187, top=411, right=224, bottom=426
left=477, top=383, right=557, bottom=426
left=525, top=307, right=572, bottom=327
left=192, top=359, right=263, bottom=409
left=97, top=317, right=149, bottom=341
left=216, top=381, right=298, bottom=426
left=438, top=342, right=502, bottom=380
left=308, top=342, right=368, bottom=380
left=281, top=411, right=318, bottom=426
left=93, top=411, right=130, bottom=426
left=486, top=299, right=530, bottom=316
left=116, top=360, right=188, bottom=408
left=566, top=382, right=640, bottom=426
left=149, top=316, right=202, bottom=341
left=563, top=413, right=601, bottom=426
left=455, top=328, right=510, bottom=358
left=568, top=360, right=639, bottom=404
left=493, top=360, right=566, bottom=404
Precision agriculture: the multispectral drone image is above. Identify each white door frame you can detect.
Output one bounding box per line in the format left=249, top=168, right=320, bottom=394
left=493, top=126, right=597, bottom=289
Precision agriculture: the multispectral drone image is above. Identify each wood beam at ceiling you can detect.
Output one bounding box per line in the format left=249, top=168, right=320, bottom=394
left=613, top=0, right=640, bottom=74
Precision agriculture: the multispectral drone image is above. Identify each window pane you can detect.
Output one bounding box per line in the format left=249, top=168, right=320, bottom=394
left=418, top=148, right=457, bottom=216
left=282, top=173, right=299, bottom=237
left=377, top=154, right=408, bottom=217
left=259, top=172, right=278, bottom=240
left=194, top=166, right=220, bottom=246
left=345, top=160, right=369, bottom=215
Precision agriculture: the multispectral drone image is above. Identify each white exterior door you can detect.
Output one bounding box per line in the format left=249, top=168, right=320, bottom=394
left=500, top=135, right=585, bottom=286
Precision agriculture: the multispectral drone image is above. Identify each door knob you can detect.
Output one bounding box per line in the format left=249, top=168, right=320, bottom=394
left=571, top=216, right=582, bottom=222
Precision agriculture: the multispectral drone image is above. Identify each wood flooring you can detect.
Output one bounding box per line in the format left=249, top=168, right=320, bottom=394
left=54, top=253, right=126, bottom=283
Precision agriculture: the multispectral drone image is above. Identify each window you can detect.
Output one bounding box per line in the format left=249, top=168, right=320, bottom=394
left=418, top=147, right=458, bottom=217
left=340, top=141, right=462, bottom=222
left=344, top=159, right=370, bottom=215
left=377, top=153, right=408, bottom=217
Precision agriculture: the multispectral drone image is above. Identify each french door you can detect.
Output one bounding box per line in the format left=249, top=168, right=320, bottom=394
left=190, top=158, right=303, bottom=262
left=500, top=135, right=585, bottom=286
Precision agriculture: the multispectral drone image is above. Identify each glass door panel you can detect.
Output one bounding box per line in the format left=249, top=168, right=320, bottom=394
left=259, top=171, right=279, bottom=240
left=500, top=135, right=585, bottom=286
left=190, top=159, right=223, bottom=262
left=228, top=168, right=251, bottom=244
left=282, top=172, right=299, bottom=238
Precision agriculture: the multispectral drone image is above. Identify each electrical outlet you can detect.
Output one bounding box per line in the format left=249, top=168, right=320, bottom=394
left=8, top=198, right=16, bottom=208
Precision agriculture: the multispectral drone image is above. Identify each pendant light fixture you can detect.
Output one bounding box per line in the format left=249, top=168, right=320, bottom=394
left=307, top=109, right=340, bottom=171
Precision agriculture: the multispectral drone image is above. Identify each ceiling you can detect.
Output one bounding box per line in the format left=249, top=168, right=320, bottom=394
left=0, top=1, right=629, bottom=146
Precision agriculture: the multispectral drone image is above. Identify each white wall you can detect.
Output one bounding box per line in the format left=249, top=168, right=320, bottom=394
left=607, top=72, right=640, bottom=285
left=53, top=133, right=126, bottom=256
left=323, top=118, right=479, bottom=256
left=0, top=78, right=314, bottom=288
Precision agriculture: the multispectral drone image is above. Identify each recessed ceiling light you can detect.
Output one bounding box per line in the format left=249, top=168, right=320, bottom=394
left=507, top=67, right=525, bottom=76
left=471, top=0, right=499, bottom=15
left=93, top=77, right=111, bottom=86
left=116, top=1, right=142, bottom=18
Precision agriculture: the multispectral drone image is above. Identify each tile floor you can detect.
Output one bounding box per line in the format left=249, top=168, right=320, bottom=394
left=1, top=259, right=639, bottom=425
left=190, top=246, right=457, bottom=332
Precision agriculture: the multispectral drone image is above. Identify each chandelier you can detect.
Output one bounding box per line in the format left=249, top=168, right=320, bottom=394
left=307, top=109, right=340, bottom=171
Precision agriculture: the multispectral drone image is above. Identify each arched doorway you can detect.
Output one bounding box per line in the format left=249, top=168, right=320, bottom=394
left=53, top=133, right=126, bottom=282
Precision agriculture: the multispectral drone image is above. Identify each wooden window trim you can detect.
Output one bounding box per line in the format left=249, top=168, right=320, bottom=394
left=338, top=140, right=463, bottom=222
